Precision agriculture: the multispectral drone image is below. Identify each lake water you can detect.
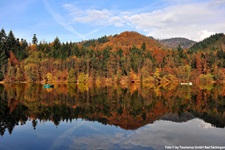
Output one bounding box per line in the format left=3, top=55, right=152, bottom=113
left=0, top=84, right=225, bottom=150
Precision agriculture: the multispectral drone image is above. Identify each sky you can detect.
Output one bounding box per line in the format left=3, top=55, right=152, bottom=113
left=0, top=0, right=225, bottom=43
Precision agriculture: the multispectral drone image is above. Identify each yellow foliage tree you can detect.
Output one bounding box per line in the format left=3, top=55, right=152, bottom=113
left=78, top=72, right=88, bottom=83
left=46, top=72, right=53, bottom=83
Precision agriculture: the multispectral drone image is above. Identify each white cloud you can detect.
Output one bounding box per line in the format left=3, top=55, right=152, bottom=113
left=64, top=4, right=125, bottom=27
left=62, top=1, right=225, bottom=41
left=74, top=9, right=111, bottom=25
left=128, top=2, right=225, bottom=41
left=198, top=30, right=216, bottom=41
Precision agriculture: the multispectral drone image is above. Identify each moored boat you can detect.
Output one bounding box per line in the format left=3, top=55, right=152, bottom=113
left=43, top=84, right=54, bottom=88
left=180, top=82, right=192, bottom=85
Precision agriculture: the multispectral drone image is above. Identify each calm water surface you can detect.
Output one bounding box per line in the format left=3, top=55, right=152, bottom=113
left=0, top=84, right=225, bottom=150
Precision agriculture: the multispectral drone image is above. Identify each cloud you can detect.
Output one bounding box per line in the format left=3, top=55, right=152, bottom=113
left=63, top=0, right=225, bottom=41
left=74, top=9, right=111, bottom=25
left=198, top=30, right=216, bottom=41
left=128, top=1, right=225, bottom=41
left=42, top=0, right=85, bottom=40
left=64, top=4, right=126, bottom=27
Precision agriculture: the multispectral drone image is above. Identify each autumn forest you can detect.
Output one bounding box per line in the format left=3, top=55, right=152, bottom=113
left=0, top=28, right=225, bottom=86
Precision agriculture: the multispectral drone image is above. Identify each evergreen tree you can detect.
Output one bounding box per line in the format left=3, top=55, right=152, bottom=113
left=17, top=39, right=28, bottom=61
left=141, top=42, right=146, bottom=51
left=32, top=34, right=38, bottom=45
left=0, top=28, right=7, bottom=44
left=71, top=44, right=80, bottom=57
left=6, top=30, right=16, bottom=54
left=0, top=29, right=8, bottom=80
left=53, top=37, right=61, bottom=58
left=130, top=46, right=143, bottom=73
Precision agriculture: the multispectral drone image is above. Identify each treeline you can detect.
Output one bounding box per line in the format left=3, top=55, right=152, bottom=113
left=1, top=28, right=225, bottom=85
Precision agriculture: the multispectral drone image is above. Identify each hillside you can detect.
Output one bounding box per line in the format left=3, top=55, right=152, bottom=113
left=83, top=31, right=163, bottom=53
left=159, top=37, right=196, bottom=49
left=108, top=31, right=162, bottom=51
left=2, top=28, right=225, bottom=85
left=189, top=33, right=225, bottom=51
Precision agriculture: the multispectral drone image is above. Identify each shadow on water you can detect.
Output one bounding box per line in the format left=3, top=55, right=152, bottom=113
left=0, top=83, right=225, bottom=136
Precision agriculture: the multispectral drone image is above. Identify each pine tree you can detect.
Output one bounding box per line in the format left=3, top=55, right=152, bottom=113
left=6, top=30, right=16, bottom=54
left=0, top=29, right=8, bottom=80
left=32, top=34, right=38, bottom=45
left=0, top=28, right=7, bottom=44
left=18, top=39, right=28, bottom=61
left=53, top=37, right=61, bottom=58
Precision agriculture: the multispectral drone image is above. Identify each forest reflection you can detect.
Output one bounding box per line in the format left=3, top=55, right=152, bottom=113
left=0, top=83, right=225, bottom=136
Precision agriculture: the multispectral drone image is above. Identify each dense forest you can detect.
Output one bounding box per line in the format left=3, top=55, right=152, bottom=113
left=0, top=28, right=225, bottom=86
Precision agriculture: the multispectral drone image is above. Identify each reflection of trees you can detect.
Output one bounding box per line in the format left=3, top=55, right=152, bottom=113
left=0, top=96, right=28, bottom=136
left=0, top=83, right=225, bottom=136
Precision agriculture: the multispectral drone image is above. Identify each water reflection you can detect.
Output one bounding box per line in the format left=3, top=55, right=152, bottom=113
left=0, top=83, right=225, bottom=149
left=1, top=119, right=225, bottom=150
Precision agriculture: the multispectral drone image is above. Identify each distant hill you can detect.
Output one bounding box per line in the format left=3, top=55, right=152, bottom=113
left=189, top=33, right=225, bottom=51
left=82, top=31, right=163, bottom=53
left=159, top=37, right=196, bottom=49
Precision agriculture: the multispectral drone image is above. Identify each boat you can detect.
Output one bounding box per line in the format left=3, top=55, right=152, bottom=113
left=180, top=82, right=192, bottom=85
left=43, top=84, right=54, bottom=88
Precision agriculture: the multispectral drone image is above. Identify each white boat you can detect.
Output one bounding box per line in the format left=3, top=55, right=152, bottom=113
left=180, top=82, right=192, bottom=85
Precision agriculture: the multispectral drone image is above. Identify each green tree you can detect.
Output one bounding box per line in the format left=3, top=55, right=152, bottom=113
left=141, top=42, right=146, bottom=51
left=0, top=29, right=8, bottom=80
left=130, top=46, right=143, bottom=73
left=53, top=37, right=61, bottom=58
left=0, top=28, right=7, bottom=45
left=71, top=44, right=80, bottom=57
left=32, top=34, right=38, bottom=45
left=18, top=39, right=28, bottom=61
left=6, top=30, right=16, bottom=54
